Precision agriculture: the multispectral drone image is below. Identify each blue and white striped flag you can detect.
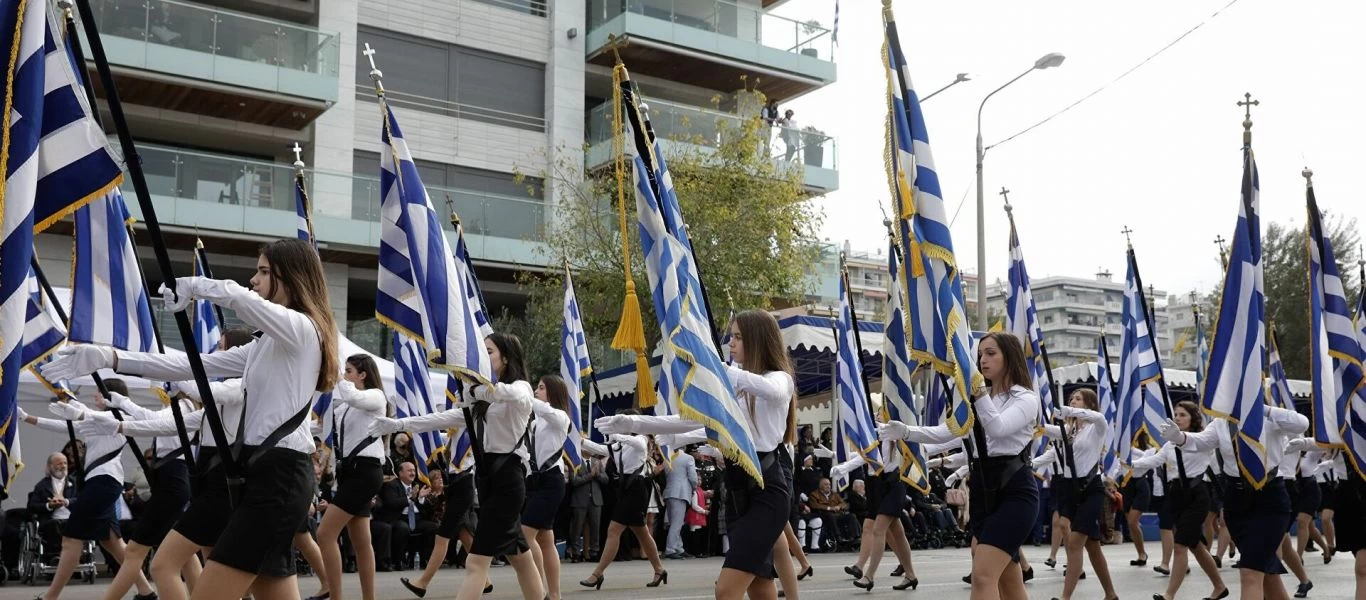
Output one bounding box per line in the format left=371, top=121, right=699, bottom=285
left=884, top=7, right=977, bottom=438
left=2, top=3, right=123, bottom=493
left=836, top=270, right=880, bottom=473
left=620, top=72, right=761, bottom=485
left=1268, top=328, right=1292, bottom=410
left=191, top=241, right=221, bottom=356
left=374, top=100, right=491, bottom=384
left=1004, top=209, right=1056, bottom=460
left=393, top=332, right=445, bottom=480
left=1195, top=312, right=1210, bottom=388
left=22, top=267, right=65, bottom=369
left=295, top=171, right=316, bottom=248
left=881, top=246, right=929, bottom=492
left=1117, top=250, right=1168, bottom=461
left=1307, top=180, right=1365, bottom=469
left=1098, top=335, right=1120, bottom=474
left=1201, top=147, right=1269, bottom=487
left=68, top=189, right=156, bottom=353
left=560, top=266, right=591, bottom=468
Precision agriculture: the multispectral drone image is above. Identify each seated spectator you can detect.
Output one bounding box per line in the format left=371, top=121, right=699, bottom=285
left=793, top=493, right=822, bottom=553
left=848, top=479, right=868, bottom=522
left=28, top=453, right=76, bottom=561
left=809, top=477, right=858, bottom=549
left=370, top=462, right=438, bottom=571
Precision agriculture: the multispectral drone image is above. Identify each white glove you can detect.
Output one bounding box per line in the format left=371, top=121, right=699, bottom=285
left=829, top=464, right=849, bottom=481
left=336, top=380, right=360, bottom=402
left=40, top=345, right=116, bottom=382
left=76, top=412, right=121, bottom=436
left=1285, top=438, right=1312, bottom=453
left=309, top=418, right=323, bottom=437
left=369, top=416, right=403, bottom=437
left=158, top=277, right=207, bottom=313
left=946, top=471, right=962, bottom=486
left=16, top=407, right=29, bottom=421
left=1157, top=418, right=1185, bottom=445
left=595, top=415, right=631, bottom=435
left=926, top=456, right=945, bottom=468
left=105, top=391, right=135, bottom=413
left=1057, top=405, right=1083, bottom=419
left=877, top=421, right=911, bottom=442
left=49, top=401, right=85, bottom=421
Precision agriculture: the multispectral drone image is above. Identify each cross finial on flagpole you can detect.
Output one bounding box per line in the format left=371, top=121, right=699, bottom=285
left=1120, top=226, right=1134, bottom=247
left=999, top=187, right=1012, bottom=213
left=1302, top=167, right=1314, bottom=187
left=363, top=43, right=384, bottom=93
left=1238, top=92, right=1258, bottom=145
left=291, top=142, right=305, bottom=170
left=606, top=34, right=628, bottom=65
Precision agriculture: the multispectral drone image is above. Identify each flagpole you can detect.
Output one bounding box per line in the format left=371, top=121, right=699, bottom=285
left=72, top=0, right=239, bottom=501
left=840, top=261, right=882, bottom=434
left=1127, top=245, right=1188, bottom=482
left=30, top=257, right=154, bottom=477
left=194, top=240, right=230, bottom=327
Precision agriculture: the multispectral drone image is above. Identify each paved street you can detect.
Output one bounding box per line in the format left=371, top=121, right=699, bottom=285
left=14, top=543, right=1357, bottom=599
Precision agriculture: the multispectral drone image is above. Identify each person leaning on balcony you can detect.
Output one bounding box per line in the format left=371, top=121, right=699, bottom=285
left=779, top=110, right=800, bottom=161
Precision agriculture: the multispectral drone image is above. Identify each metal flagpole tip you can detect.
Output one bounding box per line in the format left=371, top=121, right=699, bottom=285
left=1302, top=167, right=1314, bottom=185
left=362, top=43, right=384, bottom=89
left=291, top=142, right=306, bottom=170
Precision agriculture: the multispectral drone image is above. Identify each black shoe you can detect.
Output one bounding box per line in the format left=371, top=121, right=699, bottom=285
left=890, top=565, right=904, bottom=577
left=1023, top=567, right=1034, bottom=582
left=1295, top=581, right=1313, bottom=598
left=400, top=578, right=426, bottom=599
left=853, top=577, right=873, bottom=591
left=962, top=574, right=972, bottom=584
left=845, top=565, right=864, bottom=579
left=305, top=593, right=331, bottom=600
left=892, top=577, right=918, bottom=591
left=1130, top=555, right=1148, bottom=566
left=1044, top=558, right=1057, bottom=569
left=134, top=594, right=158, bottom=600
left=483, top=583, right=493, bottom=594
left=1153, top=566, right=1170, bottom=575
left=1214, top=555, right=1222, bottom=568
left=579, top=574, right=604, bottom=590
left=797, top=565, right=813, bottom=580
left=1204, top=588, right=1230, bottom=600
left=646, top=570, right=668, bottom=588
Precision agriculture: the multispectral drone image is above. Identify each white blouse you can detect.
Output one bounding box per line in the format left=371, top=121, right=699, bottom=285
left=895, top=385, right=1040, bottom=457
left=528, top=399, right=571, bottom=472
left=333, top=386, right=387, bottom=460
left=582, top=434, right=649, bottom=475
left=30, top=401, right=125, bottom=483
left=1040, top=406, right=1112, bottom=478
left=394, top=380, right=534, bottom=463
left=123, top=379, right=245, bottom=446
left=108, top=395, right=198, bottom=459
left=116, top=279, right=323, bottom=455
left=1131, top=441, right=1213, bottom=482
left=1180, top=405, right=1308, bottom=478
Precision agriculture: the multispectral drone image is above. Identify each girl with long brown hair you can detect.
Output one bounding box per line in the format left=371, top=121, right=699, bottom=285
left=524, top=375, right=573, bottom=600
left=596, top=309, right=798, bottom=600
left=1036, top=388, right=1117, bottom=600
left=878, top=332, right=1042, bottom=600
left=48, top=238, right=340, bottom=600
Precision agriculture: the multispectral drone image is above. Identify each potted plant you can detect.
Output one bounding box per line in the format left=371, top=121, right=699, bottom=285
left=801, top=126, right=826, bottom=166
left=799, top=20, right=822, bottom=57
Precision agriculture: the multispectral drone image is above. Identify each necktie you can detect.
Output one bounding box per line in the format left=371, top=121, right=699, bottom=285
left=407, top=487, right=417, bottom=528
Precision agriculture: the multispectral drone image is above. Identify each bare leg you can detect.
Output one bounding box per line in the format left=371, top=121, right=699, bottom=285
left=103, top=541, right=152, bottom=600
left=885, top=519, right=917, bottom=580
left=344, top=517, right=378, bottom=600
left=456, top=555, right=495, bottom=600
left=521, top=525, right=546, bottom=594
left=850, top=519, right=873, bottom=573
left=1162, top=545, right=1190, bottom=599
left=1047, top=512, right=1064, bottom=563
left=1083, top=538, right=1117, bottom=598
left=715, top=567, right=759, bottom=600
left=506, top=550, right=546, bottom=600
left=772, top=531, right=798, bottom=600
left=587, top=521, right=625, bottom=579
left=997, top=560, right=1028, bottom=600
left=536, top=529, right=562, bottom=600
left=189, top=560, right=262, bottom=600
left=411, top=536, right=448, bottom=590
left=149, top=532, right=204, bottom=600
left=1281, top=535, right=1310, bottom=585
left=970, top=543, right=1016, bottom=600
left=782, top=523, right=810, bottom=571
left=1354, top=549, right=1366, bottom=600
left=1061, top=532, right=1085, bottom=600
left=1190, top=542, right=1227, bottom=598
left=245, top=573, right=303, bottom=600
left=1126, top=508, right=1148, bottom=561
left=1296, top=513, right=1314, bottom=557
left=1310, top=523, right=1331, bottom=560
left=1160, top=528, right=1174, bottom=571
left=41, top=537, right=86, bottom=600
left=182, top=554, right=203, bottom=594
left=293, top=531, right=327, bottom=597
left=1322, top=508, right=1337, bottom=551
left=859, top=514, right=895, bottom=584
left=627, top=525, right=664, bottom=575
left=99, top=535, right=154, bottom=595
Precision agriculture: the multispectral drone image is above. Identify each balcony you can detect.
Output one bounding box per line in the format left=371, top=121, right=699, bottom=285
left=84, top=0, right=339, bottom=129
left=586, top=0, right=836, bottom=101
left=585, top=98, right=837, bottom=193
left=122, top=144, right=549, bottom=266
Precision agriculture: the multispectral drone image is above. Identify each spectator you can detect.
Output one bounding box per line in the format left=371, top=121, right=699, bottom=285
left=779, top=109, right=800, bottom=160
left=28, top=453, right=77, bottom=561
left=848, top=479, right=868, bottom=522
left=61, top=439, right=85, bottom=486
left=663, top=445, right=698, bottom=559
left=371, top=462, right=437, bottom=571
left=568, top=455, right=607, bottom=563
left=759, top=98, right=780, bottom=156
left=794, top=453, right=821, bottom=499
left=390, top=433, right=416, bottom=475
left=810, top=477, right=857, bottom=548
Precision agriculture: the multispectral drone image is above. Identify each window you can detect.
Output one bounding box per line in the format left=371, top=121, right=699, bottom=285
left=351, top=151, right=543, bottom=240
left=470, top=0, right=548, bottom=17
left=356, top=27, right=546, bottom=131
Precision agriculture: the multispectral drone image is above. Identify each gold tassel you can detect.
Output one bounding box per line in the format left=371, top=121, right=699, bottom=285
left=608, top=54, right=656, bottom=408
left=633, top=353, right=655, bottom=408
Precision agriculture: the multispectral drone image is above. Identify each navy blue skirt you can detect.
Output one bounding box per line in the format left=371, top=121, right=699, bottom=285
left=1156, top=492, right=1177, bottom=530
left=969, top=463, right=1039, bottom=559
left=867, top=472, right=906, bottom=518
left=437, top=472, right=476, bottom=539
left=132, top=459, right=192, bottom=546
left=723, top=451, right=789, bottom=578
left=1294, top=477, right=1321, bottom=515
left=1334, top=476, right=1366, bottom=553
left=1061, top=476, right=1105, bottom=540
left=1122, top=476, right=1151, bottom=513
left=1223, top=477, right=1291, bottom=575
left=1168, top=481, right=1210, bottom=548
left=521, top=469, right=566, bottom=530
left=62, top=474, right=121, bottom=541
left=471, top=453, right=529, bottom=558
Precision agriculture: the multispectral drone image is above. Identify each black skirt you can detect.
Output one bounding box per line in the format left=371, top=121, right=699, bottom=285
left=437, top=472, right=477, bottom=539
left=1052, top=477, right=1075, bottom=518
left=175, top=448, right=233, bottom=547
left=1061, top=476, right=1105, bottom=540
left=722, top=451, right=790, bottom=578
left=62, top=474, right=121, bottom=541
left=969, top=462, right=1039, bottom=560
left=208, top=448, right=313, bottom=577
left=521, top=469, right=566, bottom=530
left=470, top=453, right=530, bottom=557
left=1168, top=480, right=1211, bottom=549
left=1222, top=476, right=1291, bottom=575
left=866, top=472, right=906, bottom=518
left=1334, top=475, right=1366, bottom=552
left=1156, top=492, right=1177, bottom=530
left=1320, top=481, right=1339, bottom=512
left=131, top=459, right=193, bottom=547
left=610, top=474, right=651, bottom=527
left=1122, top=476, right=1152, bottom=513
left=1294, top=476, right=1322, bottom=515
left=332, top=457, right=384, bottom=517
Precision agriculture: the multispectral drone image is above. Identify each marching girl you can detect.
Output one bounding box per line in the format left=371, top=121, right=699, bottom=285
left=1117, top=439, right=1154, bottom=568
left=20, top=384, right=154, bottom=600
left=95, top=387, right=199, bottom=600
left=595, top=309, right=797, bottom=600
left=370, top=332, right=545, bottom=600
left=1318, top=450, right=1345, bottom=560
left=829, top=421, right=921, bottom=592
left=319, top=354, right=390, bottom=600
left=1293, top=445, right=1330, bottom=562
left=876, top=332, right=1041, bottom=600
left=1129, top=401, right=1225, bottom=600
left=523, top=375, right=573, bottom=600
left=395, top=437, right=488, bottom=598
left=47, top=238, right=339, bottom=600
left=577, top=412, right=668, bottom=589
left=1278, top=437, right=1316, bottom=598
left=1036, top=389, right=1117, bottom=600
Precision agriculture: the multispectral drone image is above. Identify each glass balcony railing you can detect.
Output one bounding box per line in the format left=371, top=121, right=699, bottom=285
left=128, top=144, right=546, bottom=242
left=588, top=0, right=834, bottom=61
left=587, top=98, right=837, bottom=172
left=88, top=0, right=340, bottom=76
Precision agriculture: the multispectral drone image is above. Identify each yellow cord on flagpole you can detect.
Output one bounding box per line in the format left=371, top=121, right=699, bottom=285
left=607, top=41, right=655, bottom=408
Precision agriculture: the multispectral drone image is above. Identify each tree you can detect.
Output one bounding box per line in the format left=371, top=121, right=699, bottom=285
left=1260, top=215, right=1360, bottom=379
left=512, top=92, right=825, bottom=378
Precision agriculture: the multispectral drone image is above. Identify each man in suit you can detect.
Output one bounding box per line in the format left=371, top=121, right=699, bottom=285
left=28, top=453, right=77, bottom=561
left=663, top=445, right=699, bottom=559
left=568, top=455, right=608, bottom=562
left=371, top=462, right=437, bottom=570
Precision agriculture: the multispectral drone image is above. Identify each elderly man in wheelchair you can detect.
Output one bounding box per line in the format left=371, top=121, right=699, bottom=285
left=28, top=453, right=77, bottom=565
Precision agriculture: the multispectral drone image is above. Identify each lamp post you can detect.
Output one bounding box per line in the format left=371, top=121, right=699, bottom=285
left=920, top=72, right=971, bottom=103
left=974, top=52, right=1065, bottom=330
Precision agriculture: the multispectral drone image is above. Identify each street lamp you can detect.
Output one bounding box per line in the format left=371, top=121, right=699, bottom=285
left=974, top=52, right=1065, bottom=330
left=920, top=72, right=971, bottom=103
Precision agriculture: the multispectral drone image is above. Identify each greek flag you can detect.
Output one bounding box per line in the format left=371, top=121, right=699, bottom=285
left=836, top=271, right=880, bottom=472
left=2, top=2, right=123, bottom=492
left=1097, top=335, right=1119, bottom=474
left=1200, top=147, right=1268, bottom=487
left=1195, top=314, right=1210, bottom=387
left=22, top=267, right=65, bottom=368
left=884, top=8, right=976, bottom=437
left=191, top=241, right=221, bottom=356
left=68, top=189, right=156, bottom=353
left=374, top=100, right=491, bottom=383
left=881, top=246, right=929, bottom=492
left=560, top=267, right=591, bottom=468
left=1117, top=250, right=1168, bottom=457
left=1004, top=210, right=1056, bottom=466
left=620, top=72, right=761, bottom=485
left=295, top=171, right=316, bottom=248
left=1307, top=180, right=1364, bottom=465
left=1268, top=328, right=1292, bottom=410
left=393, top=332, right=445, bottom=479
left=443, top=377, right=473, bottom=473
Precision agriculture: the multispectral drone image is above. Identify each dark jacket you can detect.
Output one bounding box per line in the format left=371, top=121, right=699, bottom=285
left=28, top=476, right=78, bottom=522
left=570, top=463, right=609, bottom=508
left=374, top=479, right=414, bottom=524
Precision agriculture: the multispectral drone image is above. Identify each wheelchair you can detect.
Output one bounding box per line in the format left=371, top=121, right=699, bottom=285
left=12, top=512, right=97, bottom=586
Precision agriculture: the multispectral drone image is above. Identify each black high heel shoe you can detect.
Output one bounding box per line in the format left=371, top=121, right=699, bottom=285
left=647, top=570, right=668, bottom=587
left=853, top=577, right=874, bottom=591
left=797, top=565, right=813, bottom=580
left=1204, top=588, right=1230, bottom=600
left=579, top=574, right=605, bottom=590
left=400, top=578, right=426, bottom=599
left=892, top=577, right=918, bottom=590
left=845, top=565, right=863, bottom=579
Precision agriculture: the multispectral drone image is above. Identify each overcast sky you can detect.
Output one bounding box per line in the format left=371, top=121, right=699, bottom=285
left=770, top=0, right=1366, bottom=298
